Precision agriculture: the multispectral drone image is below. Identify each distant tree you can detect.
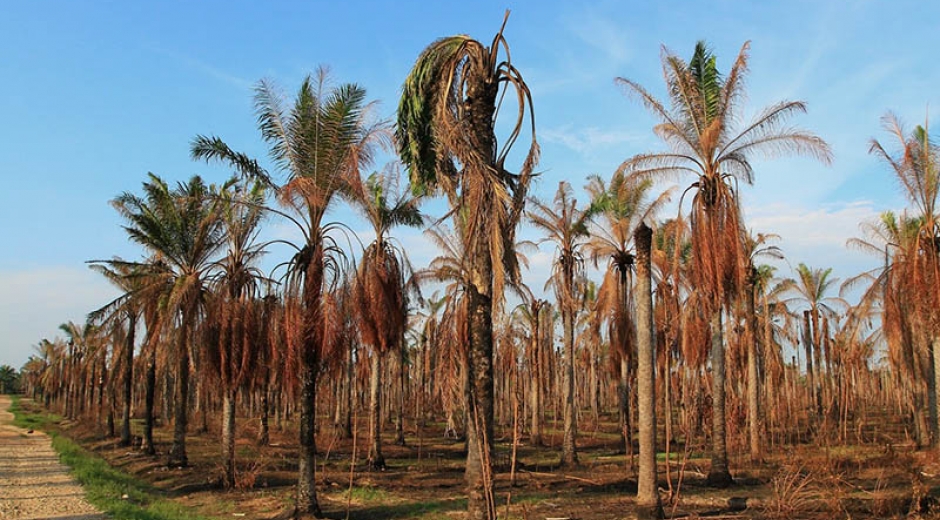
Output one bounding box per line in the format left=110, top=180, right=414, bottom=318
left=0, top=365, right=19, bottom=394
left=528, top=181, right=591, bottom=467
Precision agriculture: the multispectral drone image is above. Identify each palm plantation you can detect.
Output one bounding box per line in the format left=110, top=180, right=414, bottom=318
left=17, top=27, right=940, bottom=520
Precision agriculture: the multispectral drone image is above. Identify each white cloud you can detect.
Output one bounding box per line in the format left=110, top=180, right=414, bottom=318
left=0, top=266, right=118, bottom=368
left=745, top=200, right=883, bottom=288
left=565, top=8, right=633, bottom=68
left=542, top=125, right=645, bottom=155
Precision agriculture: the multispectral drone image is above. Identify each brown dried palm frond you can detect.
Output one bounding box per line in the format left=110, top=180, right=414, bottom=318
left=869, top=114, right=940, bottom=348
left=617, top=41, right=830, bottom=309
left=528, top=181, right=591, bottom=313
left=681, top=290, right=711, bottom=368
left=397, top=12, right=538, bottom=304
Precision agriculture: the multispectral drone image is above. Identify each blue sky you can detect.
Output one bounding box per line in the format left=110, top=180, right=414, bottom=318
left=1, top=0, right=938, bottom=368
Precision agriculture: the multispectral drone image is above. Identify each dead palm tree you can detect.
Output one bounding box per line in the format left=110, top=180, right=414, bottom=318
left=418, top=224, right=473, bottom=440
left=192, top=68, right=386, bottom=516
left=781, top=263, right=847, bottom=419
left=112, top=173, right=225, bottom=467
left=528, top=181, right=590, bottom=467
left=634, top=223, right=662, bottom=518
left=741, top=232, right=783, bottom=461
left=869, top=114, right=940, bottom=446
left=87, top=260, right=148, bottom=446
left=586, top=172, right=671, bottom=454
left=202, top=180, right=268, bottom=488
left=618, top=40, right=831, bottom=486
left=510, top=286, right=551, bottom=447
left=846, top=210, right=931, bottom=443
left=349, top=166, right=423, bottom=470
left=397, top=12, right=538, bottom=518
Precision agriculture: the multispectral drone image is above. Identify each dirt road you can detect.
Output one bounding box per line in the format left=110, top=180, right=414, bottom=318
left=0, top=395, right=106, bottom=519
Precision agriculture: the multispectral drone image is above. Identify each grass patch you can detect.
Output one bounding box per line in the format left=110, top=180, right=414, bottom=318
left=341, top=485, right=392, bottom=502
left=9, top=397, right=213, bottom=520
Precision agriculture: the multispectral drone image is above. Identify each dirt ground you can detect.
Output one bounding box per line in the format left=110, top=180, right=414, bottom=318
left=15, top=398, right=940, bottom=519
left=0, top=395, right=105, bottom=520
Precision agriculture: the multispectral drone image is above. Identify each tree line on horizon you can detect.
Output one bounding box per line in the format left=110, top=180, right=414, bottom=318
left=13, top=17, right=940, bottom=520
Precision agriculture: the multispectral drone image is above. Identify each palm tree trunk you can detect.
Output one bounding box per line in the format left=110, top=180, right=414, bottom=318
left=932, top=336, right=940, bottom=448
left=296, top=256, right=324, bottom=517
left=706, top=309, right=733, bottom=487
left=746, top=283, right=761, bottom=462
left=259, top=376, right=270, bottom=446
left=396, top=336, right=406, bottom=446
left=168, top=326, right=190, bottom=468
left=619, top=356, right=631, bottom=455
left=466, top=284, right=496, bottom=520
left=222, top=388, right=236, bottom=488
left=802, top=311, right=817, bottom=418
left=143, top=350, right=156, bottom=455
left=368, top=349, right=386, bottom=469
left=560, top=288, right=578, bottom=467
left=530, top=332, right=543, bottom=446
left=296, top=365, right=321, bottom=517
left=635, top=223, right=662, bottom=518
left=121, top=313, right=136, bottom=446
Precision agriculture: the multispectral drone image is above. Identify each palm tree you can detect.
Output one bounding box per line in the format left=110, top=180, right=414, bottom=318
left=634, top=223, right=662, bottom=518
left=847, top=210, right=932, bottom=443
left=349, top=166, right=423, bottom=470
left=741, top=232, right=783, bottom=461
left=202, top=180, right=267, bottom=488
left=0, top=365, right=18, bottom=394
left=510, top=288, right=551, bottom=447
left=112, top=173, right=225, bottom=467
left=193, top=68, right=386, bottom=517
left=88, top=259, right=152, bottom=446
left=397, top=12, right=538, bottom=519
left=586, top=172, right=671, bottom=454
left=868, top=114, right=940, bottom=446
left=781, top=263, right=847, bottom=418
left=618, top=40, right=831, bottom=486
left=528, top=181, right=590, bottom=467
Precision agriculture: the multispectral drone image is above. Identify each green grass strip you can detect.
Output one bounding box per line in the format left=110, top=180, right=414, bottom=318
left=9, top=396, right=213, bottom=520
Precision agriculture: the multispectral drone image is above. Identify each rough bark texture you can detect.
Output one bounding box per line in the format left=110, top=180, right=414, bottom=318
left=746, top=282, right=761, bottom=462
left=120, top=313, right=136, bottom=447
left=368, top=350, right=386, bottom=470
left=530, top=329, right=543, bottom=447
left=296, top=257, right=324, bottom=518
left=706, top=310, right=733, bottom=487
left=932, top=336, right=940, bottom=448
left=803, top=311, right=817, bottom=416
left=296, top=369, right=321, bottom=517
left=142, top=351, right=156, bottom=455
left=222, top=389, right=236, bottom=488
left=560, top=285, right=578, bottom=467
left=259, top=384, right=270, bottom=446
left=167, top=329, right=189, bottom=468
left=635, top=223, right=663, bottom=518
left=466, top=283, right=496, bottom=520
